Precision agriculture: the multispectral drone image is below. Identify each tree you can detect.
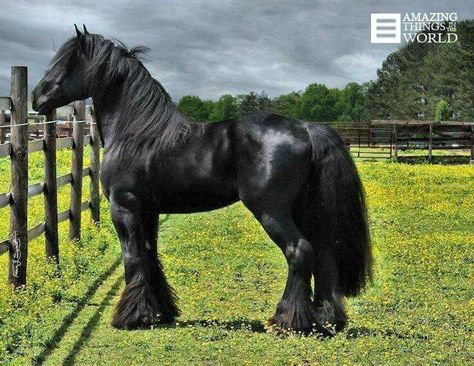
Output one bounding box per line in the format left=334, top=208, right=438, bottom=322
left=238, top=91, right=272, bottom=114
left=177, top=96, right=205, bottom=122
left=201, top=100, right=214, bottom=121
left=366, top=20, right=474, bottom=121
left=455, top=20, right=474, bottom=120
left=238, top=92, right=259, bottom=114
left=271, top=92, right=302, bottom=118
left=257, top=91, right=272, bottom=111
left=299, top=84, right=339, bottom=121
left=335, top=82, right=370, bottom=121
left=209, top=94, right=239, bottom=122
left=434, top=99, right=451, bottom=121
left=177, top=96, right=215, bottom=122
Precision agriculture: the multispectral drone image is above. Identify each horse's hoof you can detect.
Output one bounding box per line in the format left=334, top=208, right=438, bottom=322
left=313, top=301, right=348, bottom=333
left=267, top=302, right=341, bottom=336
left=111, top=313, right=157, bottom=330
left=156, top=313, right=177, bottom=325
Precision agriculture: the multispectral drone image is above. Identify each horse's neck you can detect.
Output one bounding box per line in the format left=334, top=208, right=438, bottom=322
left=91, top=92, right=124, bottom=147
left=91, top=84, right=186, bottom=149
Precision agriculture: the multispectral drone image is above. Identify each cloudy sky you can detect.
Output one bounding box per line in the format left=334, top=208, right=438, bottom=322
left=0, top=0, right=473, bottom=101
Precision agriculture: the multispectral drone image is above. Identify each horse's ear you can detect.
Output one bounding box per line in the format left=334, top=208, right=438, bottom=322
left=74, top=24, right=87, bottom=54
left=74, top=24, right=83, bottom=38
left=83, top=24, right=89, bottom=35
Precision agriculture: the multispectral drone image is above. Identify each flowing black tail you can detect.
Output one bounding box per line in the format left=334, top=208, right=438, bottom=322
left=298, top=123, right=372, bottom=297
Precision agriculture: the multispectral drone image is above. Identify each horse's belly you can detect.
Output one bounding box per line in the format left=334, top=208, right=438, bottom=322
left=154, top=170, right=239, bottom=213
left=158, top=186, right=239, bottom=214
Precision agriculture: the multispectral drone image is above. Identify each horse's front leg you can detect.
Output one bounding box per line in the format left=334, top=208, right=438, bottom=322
left=110, top=190, right=179, bottom=329
left=142, top=212, right=180, bottom=323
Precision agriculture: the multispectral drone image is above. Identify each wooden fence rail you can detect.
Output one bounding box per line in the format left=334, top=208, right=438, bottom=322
left=319, top=121, right=474, bottom=162
left=0, top=66, right=101, bottom=287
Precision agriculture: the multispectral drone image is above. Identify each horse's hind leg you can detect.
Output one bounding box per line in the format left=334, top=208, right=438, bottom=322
left=313, top=244, right=347, bottom=331
left=249, top=208, right=320, bottom=333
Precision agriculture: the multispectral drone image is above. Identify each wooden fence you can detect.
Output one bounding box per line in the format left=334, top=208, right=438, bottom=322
left=320, top=121, right=474, bottom=163
left=0, top=108, right=93, bottom=142
left=0, top=66, right=101, bottom=287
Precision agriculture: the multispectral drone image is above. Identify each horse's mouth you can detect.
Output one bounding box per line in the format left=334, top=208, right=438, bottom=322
left=32, top=99, right=52, bottom=115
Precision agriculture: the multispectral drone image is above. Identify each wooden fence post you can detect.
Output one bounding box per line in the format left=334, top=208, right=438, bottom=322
left=0, top=110, right=5, bottom=143
left=44, top=110, right=59, bottom=261
left=470, top=125, right=474, bottom=164
left=67, top=113, right=73, bottom=137
left=69, top=100, right=85, bottom=240
left=9, top=66, right=28, bottom=286
left=357, top=129, right=361, bottom=158
left=89, top=116, right=100, bottom=223
left=393, top=124, right=398, bottom=161
left=428, top=123, right=433, bottom=162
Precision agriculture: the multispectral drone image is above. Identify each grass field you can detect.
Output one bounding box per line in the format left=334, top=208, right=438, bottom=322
left=0, top=152, right=473, bottom=365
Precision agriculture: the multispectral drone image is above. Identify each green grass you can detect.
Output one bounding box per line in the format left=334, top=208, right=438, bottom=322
left=0, top=151, right=473, bottom=365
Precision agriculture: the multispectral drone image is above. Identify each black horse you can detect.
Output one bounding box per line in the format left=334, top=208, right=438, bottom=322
left=32, top=26, right=372, bottom=334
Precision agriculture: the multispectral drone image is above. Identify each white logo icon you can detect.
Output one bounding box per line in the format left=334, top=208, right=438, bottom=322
left=371, top=13, right=401, bottom=43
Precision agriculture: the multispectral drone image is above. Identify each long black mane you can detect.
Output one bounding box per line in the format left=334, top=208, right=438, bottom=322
left=51, top=34, right=198, bottom=152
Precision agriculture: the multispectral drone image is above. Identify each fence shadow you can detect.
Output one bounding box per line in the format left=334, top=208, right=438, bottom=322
left=61, top=273, right=124, bottom=366
left=33, top=255, right=122, bottom=365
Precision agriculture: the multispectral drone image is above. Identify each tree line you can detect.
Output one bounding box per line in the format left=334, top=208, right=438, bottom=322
left=178, top=82, right=370, bottom=123
left=177, top=20, right=474, bottom=123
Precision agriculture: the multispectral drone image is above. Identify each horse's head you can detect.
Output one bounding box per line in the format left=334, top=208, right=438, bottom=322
left=32, top=25, right=91, bottom=114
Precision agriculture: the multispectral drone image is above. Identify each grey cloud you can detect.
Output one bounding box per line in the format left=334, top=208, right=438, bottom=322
left=0, top=0, right=473, bottom=101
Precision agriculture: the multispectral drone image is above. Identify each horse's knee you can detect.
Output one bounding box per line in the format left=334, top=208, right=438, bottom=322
left=257, top=212, right=314, bottom=271
left=123, top=252, right=141, bottom=267
left=286, top=238, right=314, bottom=270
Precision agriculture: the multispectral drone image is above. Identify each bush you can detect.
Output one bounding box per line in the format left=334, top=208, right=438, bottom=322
left=434, top=99, right=452, bottom=121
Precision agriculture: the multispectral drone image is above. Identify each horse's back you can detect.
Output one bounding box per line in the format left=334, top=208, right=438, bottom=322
left=229, top=112, right=313, bottom=208
left=231, top=111, right=312, bottom=162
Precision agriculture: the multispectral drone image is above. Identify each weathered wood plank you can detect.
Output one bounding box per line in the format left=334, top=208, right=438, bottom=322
left=0, top=110, right=6, bottom=144
left=0, top=142, right=10, bottom=158
left=57, top=173, right=72, bottom=187
left=56, top=137, right=74, bottom=149
left=81, top=201, right=90, bottom=212
left=69, top=101, right=85, bottom=240
left=9, top=66, right=28, bottom=286
left=0, top=192, right=11, bottom=208
left=371, top=120, right=474, bottom=126
left=28, top=139, right=44, bottom=153
left=27, top=222, right=45, bottom=241
left=0, top=96, right=11, bottom=110
left=27, top=182, right=44, bottom=198
left=44, top=111, right=59, bottom=261
left=471, top=125, right=474, bottom=164
left=0, top=239, right=9, bottom=256
left=26, top=114, right=45, bottom=121
left=58, top=209, right=70, bottom=223
left=90, top=121, right=100, bottom=222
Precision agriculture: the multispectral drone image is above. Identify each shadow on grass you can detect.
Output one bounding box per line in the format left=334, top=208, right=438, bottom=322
left=159, top=213, right=172, bottom=227
left=33, top=255, right=122, bottom=365
left=173, top=319, right=267, bottom=333
left=397, top=155, right=470, bottom=165
left=61, top=273, right=124, bottom=366
left=346, top=326, right=429, bottom=341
